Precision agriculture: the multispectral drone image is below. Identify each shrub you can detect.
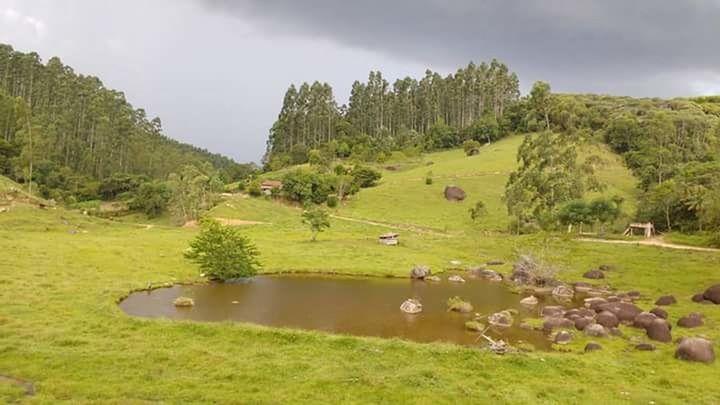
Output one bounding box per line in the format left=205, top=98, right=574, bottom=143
left=247, top=180, right=262, bottom=197
left=469, top=200, right=487, bottom=221
left=130, top=181, right=170, bottom=218
left=326, top=195, right=339, bottom=208
left=184, top=219, right=261, bottom=281
left=463, top=140, right=482, bottom=156
left=351, top=166, right=382, bottom=188
left=301, top=207, right=330, bottom=241
left=425, top=171, right=433, bottom=185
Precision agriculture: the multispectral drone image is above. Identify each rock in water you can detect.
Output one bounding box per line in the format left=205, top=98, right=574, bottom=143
left=173, top=296, right=194, bottom=307
left=410, top=265, right=431, bottom=279
left=447, top=296, right=474, bottom=313
left=675, top=337, right=715, bottom=363
left=519, top=295, right=539, bottom=307
left=400, top=298, right=423, bottom=314
left=488, top=311, right=514, bottom=328
left=541, top=305, right=565, bottom=318
left=645, top=319, right=672, bottom=342
left=677, top=313, right=704, bottom=328
left=424, top=275, right=441, bottom=282
left=703, top=284, right=720, bottom=304
left=655, top=295, right=677, bottom=306
left=443, top=185, right=466, bottom=201
left=552, top=285, right=574, bottom=300
left=447, top=275, right=466, bottom=283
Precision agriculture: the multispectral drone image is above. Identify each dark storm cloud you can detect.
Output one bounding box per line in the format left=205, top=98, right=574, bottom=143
left=200, top=0, right=720, bottom=95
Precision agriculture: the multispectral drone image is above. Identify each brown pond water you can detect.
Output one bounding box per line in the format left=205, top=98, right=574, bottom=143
left=120, top=274, right=562, bottom=349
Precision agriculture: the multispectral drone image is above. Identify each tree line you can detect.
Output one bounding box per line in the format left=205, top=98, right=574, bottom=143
left=265, top=60, right=520, bottom=169
left=0, top=43, right=253, bottom=202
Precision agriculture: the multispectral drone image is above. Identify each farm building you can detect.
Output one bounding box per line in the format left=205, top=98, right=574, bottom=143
left=623, top=223, right=656, bottom=238
left=260, top=180, right=283, bottom=195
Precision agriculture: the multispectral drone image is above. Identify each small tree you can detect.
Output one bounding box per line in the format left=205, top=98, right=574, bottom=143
left=302, top=207, right=330, bottom=241
left=184, top=219, right=261, bottom=281
left=469, top=200, right=487, bottom=221
left=247, top=180, right=262, bottom=197
left=462, top=140, right=481, bottom=156
left=130, top=181, right=170, bottom=217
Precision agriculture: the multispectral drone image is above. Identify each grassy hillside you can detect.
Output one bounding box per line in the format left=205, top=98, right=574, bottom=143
left=334, top=135, right=638, bottom=232
left=1, top=140, right=719, bottom=403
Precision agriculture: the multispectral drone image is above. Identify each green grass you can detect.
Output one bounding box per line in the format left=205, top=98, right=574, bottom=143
left=1, top=141, right=720, bottom=403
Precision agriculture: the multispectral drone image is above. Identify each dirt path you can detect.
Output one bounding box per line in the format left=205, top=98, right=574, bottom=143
left=329, top=214, right=453, bottom=238
left=577, top=237, right=720, bottom=253
left=0, top=374, right=35, bottom=396
left=183, top=218, right=269, bottom=228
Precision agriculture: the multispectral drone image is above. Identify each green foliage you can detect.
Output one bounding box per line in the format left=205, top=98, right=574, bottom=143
left=167, top=164, right=221, bottom=221
left=529, top=81, right=553, bottom=130
left=184, top=219, right=261, bottom=281
left=462, top=140, right=482, bottom=156
left=425, top=171, right=433, bottom=185
left=326, top=194, right=339, bottom=208
left=99, top=174, right=148, bottom=201
left=129, top=181, right=170, bottom=218
left=247, top=180, right=262, bottom=197
left=301, top=207, right=330, bottom=241
left=469, top=200, right=487, bottom=221
left=350, top=166, right=382, bottom=188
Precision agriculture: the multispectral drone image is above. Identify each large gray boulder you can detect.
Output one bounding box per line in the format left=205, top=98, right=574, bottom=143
left=596, top=311, right=620, bottom=328
left=703, top=284, right=720, bottom=304
left=410, top=265, right=431, bottom=279
left=597, top=302, right=642, bottom=322
left=444, top=185, right=466, bottom=201
left=488, top=310, right=514, bottom=328
left=583, top=269, right=605, bottom=280
left=400, top=298, right=423, bottom=314
left=655, top=295, right=677, bottom=306
left=584, top=324, right=608, bottom=338
left=677, top=313, right=704, bottom=328
left=675, top=337, right=715, bottom=363
left=646, top=319, right=672, bottom=342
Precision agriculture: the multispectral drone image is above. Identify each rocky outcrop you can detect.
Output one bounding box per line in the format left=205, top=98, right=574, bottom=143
left=400, top=298, right=423, bottom=314
left=410, top=265, right=431, bottom=279
left=444, top=185, right=466, bottom=201
left=596, top=311, right=619, bottom=328
left=675, top=337, right=715, bottom=363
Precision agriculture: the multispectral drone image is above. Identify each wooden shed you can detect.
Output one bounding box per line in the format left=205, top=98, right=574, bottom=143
left=260, top=180, right=282, bottom=195
left=378, top=232, right=399, bottom=246
left=623, top=223, right=656, bottom=238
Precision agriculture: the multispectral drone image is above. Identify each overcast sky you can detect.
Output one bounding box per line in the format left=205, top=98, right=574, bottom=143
left=1, top=0, right=719, bottom=162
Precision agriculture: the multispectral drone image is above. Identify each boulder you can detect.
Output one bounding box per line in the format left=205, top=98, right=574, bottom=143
left=552, top=285, right=574, bottom=300
left=655, top=295, right=677, bottom=306
left=584, top=323, right=608, bottom=338
left=488, top=311, right=514, bottom=328
left=444, top=185, right=466, bottom=201
left=675, top=337, right=715, bottom=363
left=609, top=327, right=623, bottom=337
left=596, top=311, right=620, bottom=328
left=627, top=291, right=641, bottom=299
left=575, top=317, right=594, bottom=331
left=410, top=265, right=431, bottom=279
left=692, top=293, right=706, bottom=303
left=469, top=268, right=502, bottom=281
left=464, top=321, right=485, bottom=332
left=564, top=308, right=581, bottom=319
left=447, top=275, right=466, bottom=283
left=173, top=296, right=194, bottom=307
left=584, top=342, right=602, bottom=352
left=583, top=269, right=605, bottom=280
left=703, top=284, right=720, bottom=304
left=543, top=317, right=574, bottom=332
left=597, top=302, right=642, bottom=322
left=425, top=275, right=441, bottom=282
left=677, top=313, right=704, bottom=328
left=646, top=319, right=672, bottom=342
left=598, top=264, right=613, bottom=271
left=584, top=297, right=607, bottom=311
left=636, top=343, right=656, bottom=351
left=577, top=308, right=596, bottom=318
left=486, top=260, right=505, bottom=266
left=447, top=296, right=473, bottom=313
left=574, top=282, right=593, bottom=293
left=541, top=305, right=565, bottom=318
left=554, top=330, right=573, bottom=345
left=400, top=298, right=423, bottom=314
left=650, top=307, right=668, bottom=320
left=633, top=312, right=659, bottom=329
left=519, top=295, right=539, bottom=307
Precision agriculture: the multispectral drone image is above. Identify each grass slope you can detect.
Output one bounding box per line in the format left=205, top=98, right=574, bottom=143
left=1, top=140, right=719, bottom=403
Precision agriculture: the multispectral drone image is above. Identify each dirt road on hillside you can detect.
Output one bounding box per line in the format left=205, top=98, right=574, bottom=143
left=577, top=237, right=720, bottom=253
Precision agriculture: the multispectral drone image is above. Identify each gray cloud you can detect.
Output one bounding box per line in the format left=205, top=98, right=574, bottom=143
left=201, top=0, right=720, bottom=95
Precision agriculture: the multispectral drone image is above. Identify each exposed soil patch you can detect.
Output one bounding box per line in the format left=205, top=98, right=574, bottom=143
left=577, top=237, right=720, bottom=253
left=0, top=374, right=35, bottom=396
left=329, top=214, right=452, bottom=237
left=183, top=217, right=269, bottom=228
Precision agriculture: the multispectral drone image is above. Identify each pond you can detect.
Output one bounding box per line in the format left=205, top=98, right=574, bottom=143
left=120, top=274, right=560, bottom=349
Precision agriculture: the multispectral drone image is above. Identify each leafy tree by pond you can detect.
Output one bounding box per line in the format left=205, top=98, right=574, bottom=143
left=184, top=219, right=261, bottom=281
left=302, top=207, right=330, bottom=241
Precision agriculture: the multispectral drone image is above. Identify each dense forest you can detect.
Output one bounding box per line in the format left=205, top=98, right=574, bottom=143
left=0, top=44, right=252, bottom=201
left=265, top=60, right=521, bottom=169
